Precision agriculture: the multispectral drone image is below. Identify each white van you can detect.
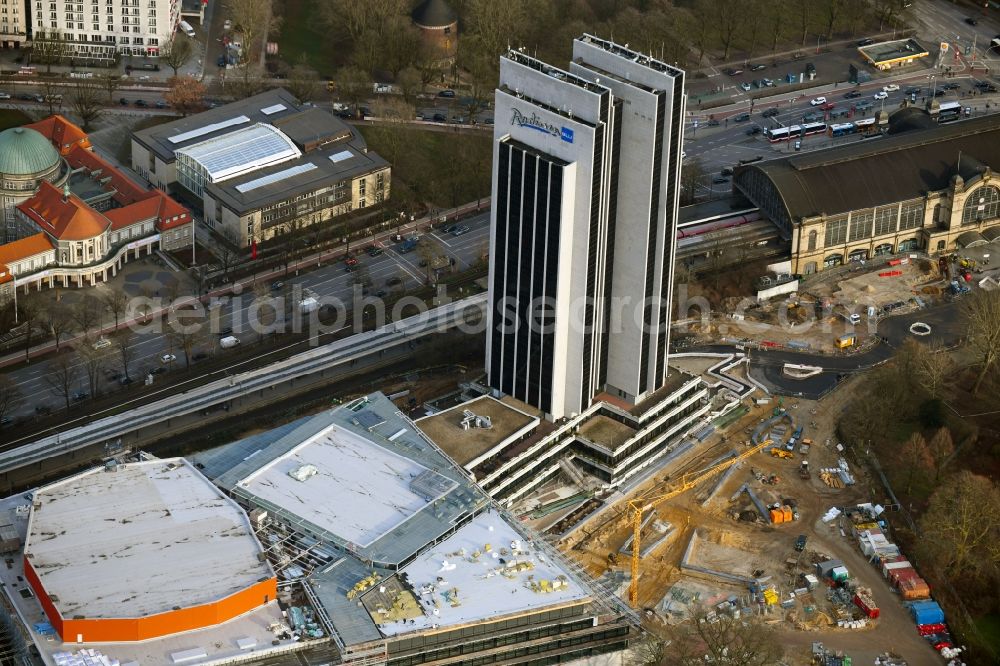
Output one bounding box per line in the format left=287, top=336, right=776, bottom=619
left=178, top=20, right=196, bottom=38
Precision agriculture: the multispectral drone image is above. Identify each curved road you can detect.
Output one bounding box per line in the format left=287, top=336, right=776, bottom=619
left=688, top=301, right=965, bottom=398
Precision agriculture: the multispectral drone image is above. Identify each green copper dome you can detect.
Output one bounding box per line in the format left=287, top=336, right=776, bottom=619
left=0, top=127, right=60, bottom=177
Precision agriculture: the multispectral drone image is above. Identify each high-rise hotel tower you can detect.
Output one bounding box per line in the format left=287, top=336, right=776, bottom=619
left=486, top=35, right=686, bottom=419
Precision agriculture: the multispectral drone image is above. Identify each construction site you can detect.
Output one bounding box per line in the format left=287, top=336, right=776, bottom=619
left=507, top=367, right=950, bottom=665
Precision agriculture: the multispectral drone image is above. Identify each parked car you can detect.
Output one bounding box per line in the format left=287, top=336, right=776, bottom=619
left=750, top=63, right=767, bottom=71
left=720, top=167, right=734, bottom=176
left=0, top=92, right=10, bottom=99
left=134, top=99, right=149, bottom=108
left=706, top=118, right=721, bottom=126
left=857, top=38, right=875, bottom=46
left=155, top=100, right=168, bottom=108
left=760, top=78, right=775, bottom=87
left=72, top=391, right=88, bottom=402
left=810, top=96, right=827, bottom=106
left=437, top=89, right=455, bottom=98
left=725, top=68, right=744, bottom=76
left=843, top=90, right=861, bottom=99
left=450, top=225, right=470, bottom=236
left=160, top=353, right=176, bottom=364
left=795, top=535, right=808, bottom=551
left=217, top=56, right=227, bottom=67
left=374, top=289, right=387, bottom=298
left=223, top=18, right=233, bottom=30
left=119, top=376, right=133, bottom=386
left=386, top=277, right=403, bottom=287
left=873, top=91, right=888, bottom=100
left=740, top=82, right=752, bottom=92
left=367, top=245, right=384, bottom=256
left=270, top=281, right=284, bottom=290
left=35, top=406, right=52, bottom=415
left=882, top=84, right=899, bottom=92
left=93, top=336, right=112, bottom=349
left=712, top=176, right=730, bottom=184
left=119, top=98, right=129, bottom=105
left=192, top=352, right=208, bottom=361
left=149, top=366, right=167, bottom=375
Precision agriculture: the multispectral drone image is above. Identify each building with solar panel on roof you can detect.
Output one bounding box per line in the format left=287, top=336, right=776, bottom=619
left=130, top=88, right=390, bottom=247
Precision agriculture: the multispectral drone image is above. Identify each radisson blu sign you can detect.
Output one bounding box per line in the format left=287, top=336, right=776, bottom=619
left=511, top=108, right=574, bottom=143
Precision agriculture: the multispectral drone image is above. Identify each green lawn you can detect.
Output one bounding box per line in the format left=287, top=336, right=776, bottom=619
left=276, top=0, right=346, bottom=77
left=358, top=125, right=492, bottom=211
left=0, top=108, right=33, bottom=131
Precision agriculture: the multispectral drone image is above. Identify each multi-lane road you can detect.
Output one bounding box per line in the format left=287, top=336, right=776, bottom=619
left=0, top=213, right=490, bottom=422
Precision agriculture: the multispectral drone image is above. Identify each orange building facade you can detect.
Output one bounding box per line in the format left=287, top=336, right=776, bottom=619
left=24, top=557, right=277, bottom=643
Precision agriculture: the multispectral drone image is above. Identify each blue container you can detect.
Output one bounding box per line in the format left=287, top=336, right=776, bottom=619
left=910, top=600, right=944, bottom=625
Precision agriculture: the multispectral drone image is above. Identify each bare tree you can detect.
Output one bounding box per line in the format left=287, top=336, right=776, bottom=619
left=31, top=31, right=67, bottom=73
left=45, top=353, right=79, bottom=411
left=714, top=1, right=741, bottom=60
left=650, top=605, right=785, bottom=665
left=822, top=0, right=849, bottom=40
left=380, top=17, right=422, bottom=78
left=416, top=237, right=446, bottom=283
left=100, top=71, right=121, bottom=104
left=162, top=36, right=193, bottom=76
left=102, top=286, right=129, bottom=331
left=465, top=0, right=528, bottom=67
left=319, top=0, right=407, bottom=42
left=928, top=428, right=955, bottom=482
left=917, top=471, right=1000, bottom=580
left=962, top=289, right=1000, bottom=395
left=164, top=75, right=206, bottom=116
left=396, top=66, right=422, bottom=104
left=70, top=77, right=103, bottom=130
left=765, top=0, right=787, bottom=53
left=214, top=226, right=245, bottom=281
left=44, top=302, right=75, bottom=352
left=230, top=61, right=267, bottom=99
left=743, top=0, right=766, bottom=61
left=898, top=432, right=933, bottom=494
left=39, top=78, right=64, bottom=116
left=336, top=65, right=371, bottom=114
left=18, top=293, right=42, bottom=361
left=285, top=62, right=321, bottom=103
left=0, top=375, right=21, bottom=426
left=77, top=345, right=108, bottom=399
left=224, top=0, right=281, bottom=72
left=72, top=295, right=102, bottom=339
left=680, top=158, right=707, bottom=205
left=114, top=329, right=136, bottom=382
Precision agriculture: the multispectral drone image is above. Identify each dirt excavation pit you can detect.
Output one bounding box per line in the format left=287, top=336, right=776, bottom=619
left=681, top=528, right=763, bottom=582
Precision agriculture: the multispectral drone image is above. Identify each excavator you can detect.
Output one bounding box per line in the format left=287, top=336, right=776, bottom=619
left=624, top=439, right=771, bottom=606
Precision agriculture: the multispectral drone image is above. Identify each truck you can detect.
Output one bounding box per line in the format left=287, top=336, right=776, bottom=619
left=798, top=460, right=811, bottom=480
left=399, top=237, right=419, bottom=253
left=299, top=297, right=319, bottom=314
left=178, top=20, right=196, bottom=38
left=220, top=335, right=240, bottom=349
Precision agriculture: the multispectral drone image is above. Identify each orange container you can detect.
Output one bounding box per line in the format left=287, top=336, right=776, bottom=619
left=770, top=509, right=784, bottom=524
left=782, top=506, right=793, bottom=522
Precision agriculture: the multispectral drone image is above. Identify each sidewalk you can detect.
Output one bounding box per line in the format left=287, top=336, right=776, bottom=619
left=0, top=199, right=491, bottom=370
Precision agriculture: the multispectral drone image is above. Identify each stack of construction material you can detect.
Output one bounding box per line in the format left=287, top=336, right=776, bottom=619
left=911, top=600, right=945, bottom=625
left=815, top=559, right=846, bottom=581
left=819, top=471, right=845, bottom=488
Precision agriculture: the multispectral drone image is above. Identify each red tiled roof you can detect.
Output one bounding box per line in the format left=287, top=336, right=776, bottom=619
left=24, top=115, right=91, bottom=155
left=0, top=233, right=55, bottom=284
left=18, top=181, right=111, bottom=241
left=65, top=144, right=147, bottom=206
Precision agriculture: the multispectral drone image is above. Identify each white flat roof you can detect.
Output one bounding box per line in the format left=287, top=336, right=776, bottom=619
left=237, top=424, right=456, bottom=547
left=25, top=459, right=272, bottom=620
left=375, top=514, right=588, bottom=635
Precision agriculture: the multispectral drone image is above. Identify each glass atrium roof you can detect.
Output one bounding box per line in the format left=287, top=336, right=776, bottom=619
left=175, top=124, right=302, bottom=183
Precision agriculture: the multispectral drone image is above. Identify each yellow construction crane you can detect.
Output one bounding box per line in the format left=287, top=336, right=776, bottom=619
left=625, top=439, right=771, bottom=606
